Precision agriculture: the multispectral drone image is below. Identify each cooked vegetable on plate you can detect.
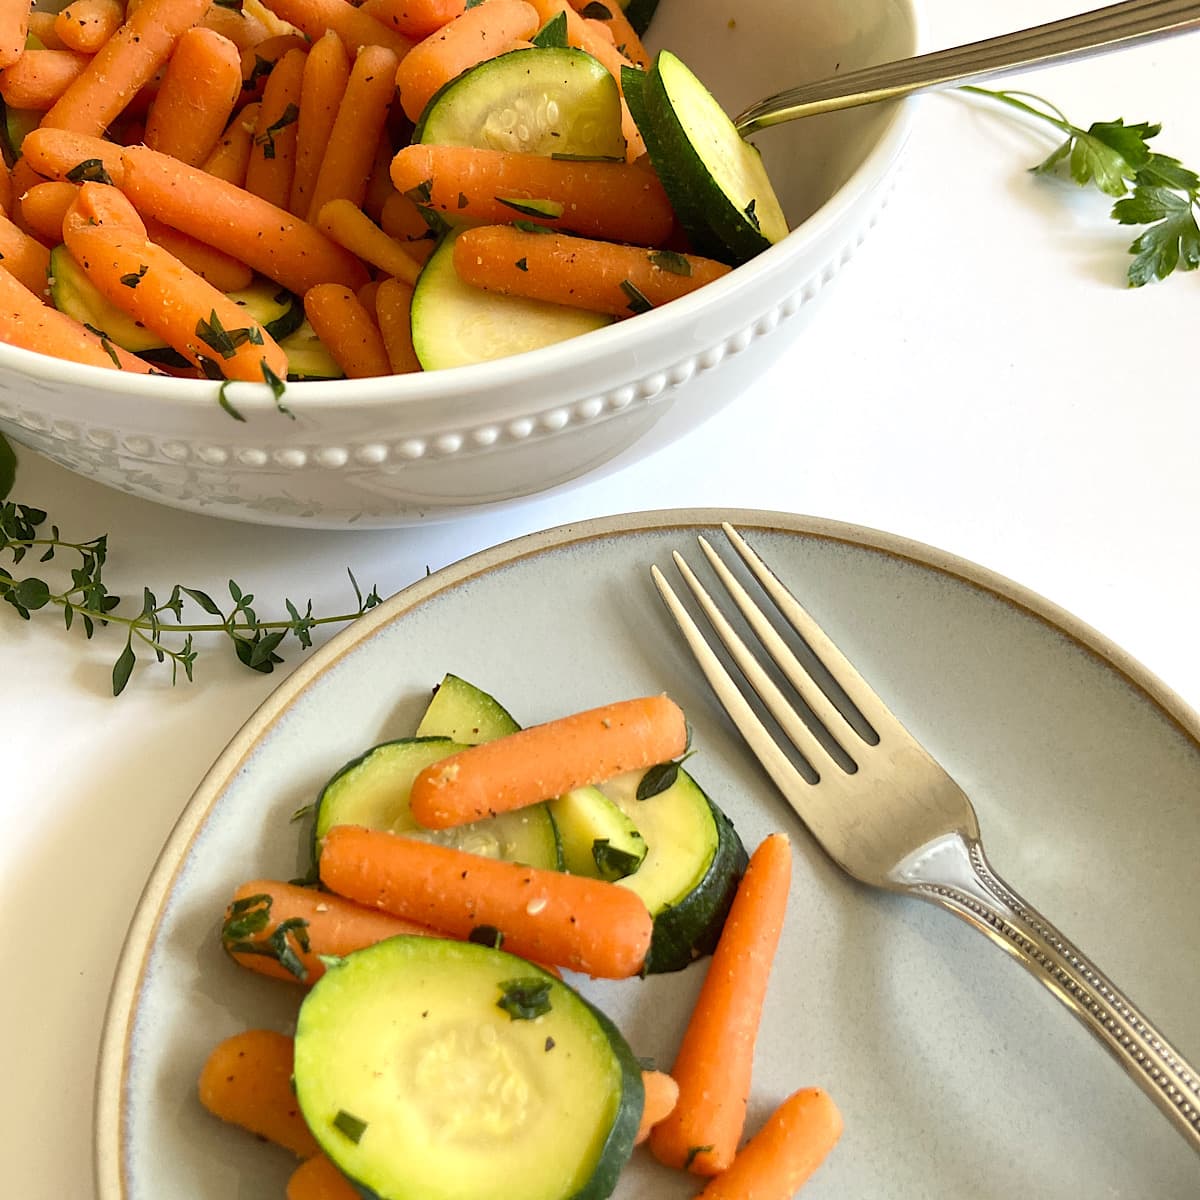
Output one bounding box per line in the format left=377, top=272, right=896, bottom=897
left=201, top=674, right=843, bottom=1198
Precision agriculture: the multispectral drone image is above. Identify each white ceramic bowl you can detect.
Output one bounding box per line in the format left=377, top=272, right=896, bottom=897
left=0, top=0, right=918, bottom=527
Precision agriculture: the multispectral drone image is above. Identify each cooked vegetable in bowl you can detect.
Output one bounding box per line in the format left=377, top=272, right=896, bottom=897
left=0, top=0, right=917, bottom=525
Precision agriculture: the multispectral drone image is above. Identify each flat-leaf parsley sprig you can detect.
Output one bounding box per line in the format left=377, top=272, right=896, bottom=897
left=964, top=87, right=1200, bottom=286
left=0, top=452, right=384, bottom=696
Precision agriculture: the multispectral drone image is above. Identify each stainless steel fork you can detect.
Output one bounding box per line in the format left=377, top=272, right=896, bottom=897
left=652, top=522, right=1200, bottom=1154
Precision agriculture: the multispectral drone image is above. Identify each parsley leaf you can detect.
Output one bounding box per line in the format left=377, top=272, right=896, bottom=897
left=1114, top=185, right=1200, bottom=287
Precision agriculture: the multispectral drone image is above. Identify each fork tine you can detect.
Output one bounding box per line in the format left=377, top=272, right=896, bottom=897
left=695, top=534, right=865, bottom=755
left=655, top=557, right=839, bottom=781
left=722, top=523, right=902, bottom=739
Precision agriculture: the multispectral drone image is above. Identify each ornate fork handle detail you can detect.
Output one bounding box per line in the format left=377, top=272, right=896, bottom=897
left=895, top=832, right=1200, bottom=1146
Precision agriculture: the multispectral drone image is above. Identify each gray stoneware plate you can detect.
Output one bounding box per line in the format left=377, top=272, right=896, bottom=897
left=95, top=509, right=1200, bottom=1198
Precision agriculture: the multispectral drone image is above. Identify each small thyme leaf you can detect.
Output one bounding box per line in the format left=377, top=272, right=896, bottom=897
left=65, top=158, right=114, bottom=185
left=637, top=759, right=679, bottom=799
left=332, top=1110, right=368, bottom=1144
left=497, top=977, right=553, bottom=1021
left=112, top=638, right=136, bottom=696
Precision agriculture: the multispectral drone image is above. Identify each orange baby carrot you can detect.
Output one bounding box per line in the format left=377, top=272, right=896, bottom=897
left=0, top=49, right=92, bottom=111
left=240, top=32, right=309, bottom=102
left=28, top=11, right=70, bottom=52
left=379, top=189, right=436, bottom=263
left=303, top=283, right=392, bottom=378
left=316, top=198, right=421, bottom=286
left=201, top=101, right=261, bottom=186
left=360, top=0, right=466, bottom=41
left=18, top=180, right=78, bottom=245
left=221, top=879, right=434, bottom=986
left=143, top=217, right=255, bottom=292
left=262, top=0, right=414, bottom=59
left=288, top=30, right=350, bottom=218
left=320, top=824, right=654, bottom=978
left=41, top=0, right=212, bottom=137
left=569, top=0, right=649, bottom=68
left=0, top=211, right=51, bottom=294
left=697, top=1088, right=844, bottom=1200
left=64, top=183, right=288, bottom=382
left=202, top=2, right=272, bottom=54
left=635, top=1070, right=680, bottom=1145
left=389, top=144, right=675, bottom=245
left=410, top=694, right=688, bottom=828
left=8, top=159, right=48, bottom=232
left=394, top=0, right=539, bottom=122
left=120, top=144, right=370, bottom=293
left=0, top=167, right=11, bottom=218
left=19, top=127, right=126, bottom=187
left=244, top=45, right=306, bottom=208
left=144, top=27, right=243, bottom=166
left=0, top=266, right=158, bottom=372
left=198, top=1030, right=321, bottom=1159
left=0, top=2, right=30, bottom=70
left=54, top=0, right=125, bottom=54
left=362, top=136, right=394, bottom=223
left=454, top=226, right=732, bottom=315
left=649, top=833, right=793, bottom=1176
left=374, top=276, right=421, bottom=373
left=305, top=43, right=399, bottom=222
left=356, top=277, right=381, bottom=313
left=287, top=1154, right=360, bottom=1200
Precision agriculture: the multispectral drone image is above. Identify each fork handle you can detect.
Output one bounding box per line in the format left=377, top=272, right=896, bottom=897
left=896, top=832, right=1200, bottom=1152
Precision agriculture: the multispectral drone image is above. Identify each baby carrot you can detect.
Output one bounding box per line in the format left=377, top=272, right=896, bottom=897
left=202, top=3, right=272, bottom=54
left=221, top=879, right=434, bottom=986
left=305, top=43, right=399, bottom=222
left=0, top=266, right=158, bottom=372
left=0, top=212, right=51, bottom=294
left=394, top=0, right=539, bottom=122
left=201, top=101, right=261, bottom=186
left=374, top=276, right=421, bottom=373
left=144, top=27, right=243, bottom=166
left=569, top=0, right=650, bottom=69
left=240, top=32, right=309, bottom=102
left=120, top=144, right=370, bottom=293
left=390, top=144, right=675, bottom=245
left=379, top=189, right=437, bottom=264
left=319, top=824, right=654, bottom=978
left=262, top=0, right=414, bottom=59
left=143, top=217, right=255, bottom=292
left=0, top=49, right=92, bottom=111
left=454, top=226, right=732, bottom=315
left=696, top=1088, right=844, bottom=1200
left=356, top=278, right=381, bottom=313
left=410, top=694, right=688, bottom=828
left=635, top=1070, right=680, bottom=1145
left=28, top=11, right=69, bottom=52
left=649, top=833, right=793, bottom=1175
left=287, top=1154, right=360, bottom=1200
left=18, top=180, right=78, bottom=245
left=198, top=1029, right=321, bottom=1159
left=244, top=46, right=307, bottom=208
left=303, top=283, right=392, bottom=378
left=54, top=0, right=125, bottom=54
left=316, top=198, right=422, bottom=286
left=64, top=183, right=289, bottom=382
left=0, top=2, right=30, bottom=70
left=41, top=0, right=213, bottom=137
left=360, top=0, right=466, bottom=42
left=18, top=127, right=127, bottom=187
left=0, top=167, right=11, bottom=218
left=288, top=30, right=350, bottom=218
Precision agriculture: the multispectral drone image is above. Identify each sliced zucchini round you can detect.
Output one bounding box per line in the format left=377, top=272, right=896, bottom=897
left=602, top=765, right=748, bottom=973
left=415, top=47, right=626, bottom=161
left=280, top=319, right=345, bottom=380
left=227, top=279, right=304, bottom=341
left=411, top=228, right=613, bottom=371
left=49, top=244, right=165, bottom=353
left=294, top=936, right=644, bottom=1200
left=548, top=787, right=647, bottom=881
left=415, top=673, right=522, bottom=743
left=623, top=51, right=789, bottom=265
left=314, top=737, right=562, bottom=871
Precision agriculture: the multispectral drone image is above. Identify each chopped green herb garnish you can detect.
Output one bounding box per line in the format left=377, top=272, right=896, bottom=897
left=579, top=2, right=612, bottom=17
left=243, top=54, right=274, bottom=91
left=415, top=205, right=452, bottom=237
left=468, top=924, right=505, bottom=949
left=619, top=278, right=653, bottom=314
left=256, top=103, right=300, bottom=160
left=405, top=179, right=434, bottom=205
left=497, top=977, right=553, bottom=1021
left=457, top=191, right=470, bottom=209
left=512, top=220, right=557, bottom=235
left=196, top=310, right=244, bottom=359
left=496, top=196, right=564, bottom=220
left=684, top=1145, right=714, bottom=1170
left=544, top=1036, right=556, bottom=1051
left=742, top=197, right=759, bottom=230
left=221, top=893, right=273, bottom=942
left=649, top=249, right=692, bottom=276
left=66, top=158, right=114, bottom=185
left=550, top=152, right=623, bottom=163
left=591, top=837, right=644, bottom=881
left=213, top=0, right=243, bottom=9
left=217, top=379, right=247, bottom=420
left=531, top=11, right=568, bottom=48
left=514, top=257, right=528, bottom=272
left=333, top=1110, right=368, bottom=1143
left=261, top=362, right=292, bottom=417
left=120, top=265, right=149, bottom=288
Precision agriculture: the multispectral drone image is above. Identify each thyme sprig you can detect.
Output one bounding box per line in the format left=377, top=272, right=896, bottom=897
left=0, top=442, right=383, bottom=695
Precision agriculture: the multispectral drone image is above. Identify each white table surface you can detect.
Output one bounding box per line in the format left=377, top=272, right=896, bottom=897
left=3, top=3, right=1198, bottom=1194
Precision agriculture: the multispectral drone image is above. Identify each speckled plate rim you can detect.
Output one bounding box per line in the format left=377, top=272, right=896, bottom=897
left=92, top=506, right=1200, bottom=1198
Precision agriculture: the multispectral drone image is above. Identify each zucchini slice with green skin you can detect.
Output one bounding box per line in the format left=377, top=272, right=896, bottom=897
left=415, top=47, right=626, bottom=161
left=623, top=52, right=789, bottom=266
left=415, top=673, right=522, bottom=743
left=314, top=737, right=562, bottom=870
left=548, top=787, right=647, bottom=881
left=279, top=319, right=345, bottom=380
left=602, top=765, right=747, bottom=973
left=411, top=228, right=613, bottom=370
left=294, top=937, right=644, bottom=1200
